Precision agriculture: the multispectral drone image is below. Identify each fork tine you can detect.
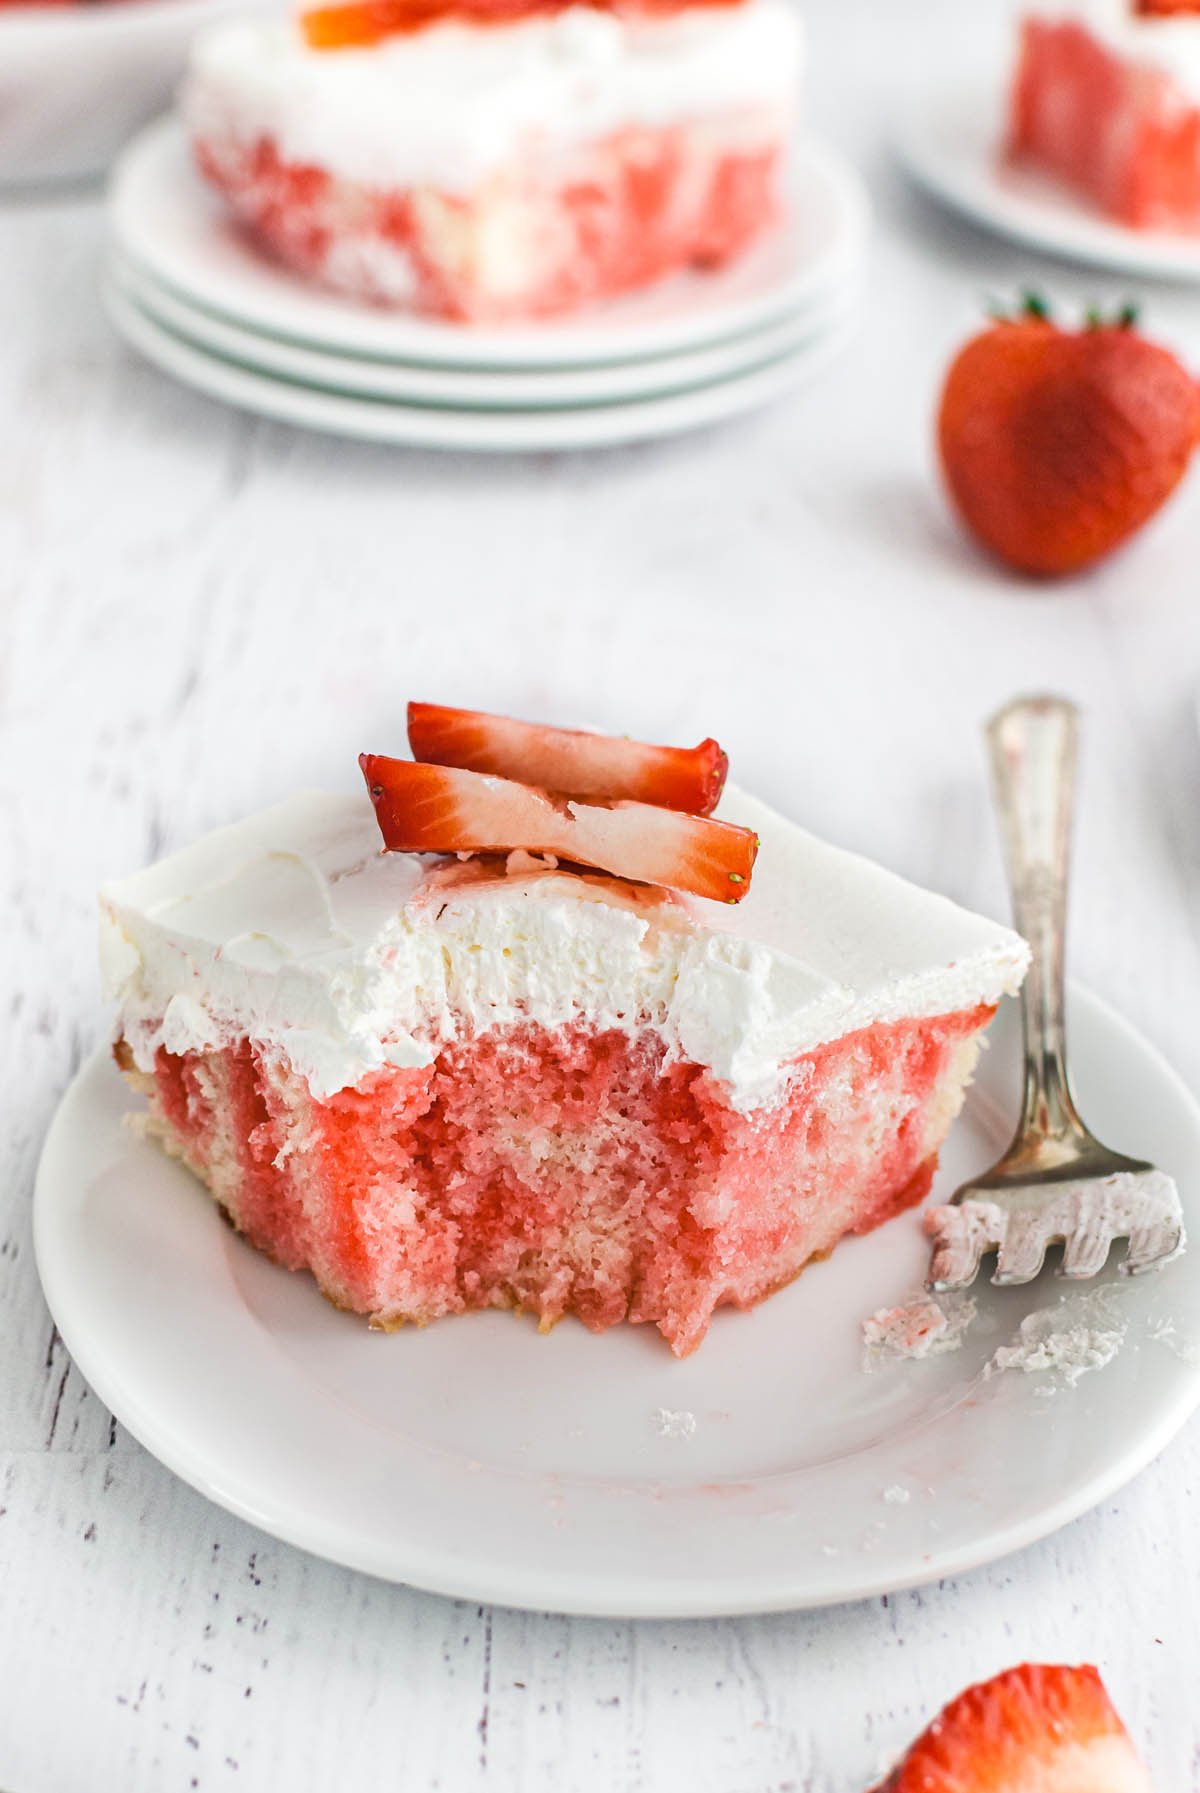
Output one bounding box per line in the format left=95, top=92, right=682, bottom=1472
left=927, top=1227, right=981, bottom=1292
left=1059, top=1218, right=1115, bottom=1280
left=926, top=1203, right=996, bottom=1291
left=993, top=1213, right=1051, bottom=1285
left=1121, top=1215, right=1186, bottom=1276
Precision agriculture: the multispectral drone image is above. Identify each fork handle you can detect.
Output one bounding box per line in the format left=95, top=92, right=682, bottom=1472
left=986, top=695, right=1086, bottom=1148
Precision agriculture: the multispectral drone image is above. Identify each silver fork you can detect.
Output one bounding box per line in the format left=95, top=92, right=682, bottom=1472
left=926, top=694, right=1185, bottom=1293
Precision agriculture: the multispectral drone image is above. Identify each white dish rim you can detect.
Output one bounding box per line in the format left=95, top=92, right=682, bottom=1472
left=104, top=273, right=859, bottom=449
left=110, top=247, right=861, bottom=409
left=33, top=983, right=1200, bottom=1617
left=1, top=0, right=251, bottom=48
left=893, top=78, right=1200, bottom=284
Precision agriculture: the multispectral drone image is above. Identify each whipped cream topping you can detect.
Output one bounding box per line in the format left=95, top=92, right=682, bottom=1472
left=100, top=786, right=1029, bottom=1110
left=1026, top=0, right=1200, bottom=102
left=182, top=0, right=802, bottom=194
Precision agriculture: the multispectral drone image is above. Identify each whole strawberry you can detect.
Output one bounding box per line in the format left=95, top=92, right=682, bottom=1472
left=937, top=295, right=1200, bottom=577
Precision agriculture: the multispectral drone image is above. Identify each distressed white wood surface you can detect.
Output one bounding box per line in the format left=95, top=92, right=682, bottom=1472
left=4, top=0, right=1200, bottom=1786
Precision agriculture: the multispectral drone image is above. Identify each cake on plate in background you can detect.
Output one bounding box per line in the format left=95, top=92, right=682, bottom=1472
left=100, top=704, right=1027, bottom=1357
left=1010, top=0, right=1200, bottom=229
left=182, top=0, right=802, bottom=320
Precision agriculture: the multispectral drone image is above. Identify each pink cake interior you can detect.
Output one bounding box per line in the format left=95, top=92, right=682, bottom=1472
left=193, top=112, right=786, bottom=319
left=1010, top=17, right=1200, bottom=228
left=122, top=1002, right=994, bottom=1356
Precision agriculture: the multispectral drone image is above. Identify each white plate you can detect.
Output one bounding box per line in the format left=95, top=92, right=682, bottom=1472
left=895, top=82, right=1200, bottom=283
left=104, top=276, right=859, bottom=450
left=0, top=0, right=259, bottom=187
left=108, top=115, right=871, bottom=369
left=110, top=249, right=861, bottom=410
left=34, top=987, right=1200, bottom=1617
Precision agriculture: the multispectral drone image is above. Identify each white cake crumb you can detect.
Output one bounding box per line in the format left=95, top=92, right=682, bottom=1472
left=652, top=1407, right=697, bottom=1440
left=1147, top=1317, right=1200, bottom=1365
left=881, top=1485, right=911, bottom=1505
left=988, top=1288, right=1126, bottom=1387
left=862, top=1292, right=977, bottom=1367
left=504, top=848, right=559, bottom=876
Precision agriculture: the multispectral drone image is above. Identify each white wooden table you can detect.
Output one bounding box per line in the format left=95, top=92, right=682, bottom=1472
left=4, top=0, right=1200, bottom=1785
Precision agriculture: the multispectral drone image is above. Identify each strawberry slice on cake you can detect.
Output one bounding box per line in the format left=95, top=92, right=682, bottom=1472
left=101, top=709, right=1028, bottom=1356
left=407, top=702, right=729, bottom=814
left=360, top=757, right=757, bottom=901
left=182, top=0, right=801, bottom=319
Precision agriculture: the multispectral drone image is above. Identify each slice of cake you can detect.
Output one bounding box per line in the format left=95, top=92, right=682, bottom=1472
left=1009, top=0, right=1200, bottom=229
left=100, top=708, right=1028, bottom=1356
left=182, top=0, right=802, bottom=320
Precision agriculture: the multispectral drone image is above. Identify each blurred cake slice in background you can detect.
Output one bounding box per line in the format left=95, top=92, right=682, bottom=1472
left=1010, top=0, right=1200, bottom=228
left=99, top=711, right=1028, bottom=1356
left=182, top=0, right=802, bottom=319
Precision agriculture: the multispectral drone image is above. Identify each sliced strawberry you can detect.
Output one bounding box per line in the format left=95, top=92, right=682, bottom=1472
left=360, top=756, right=756, bottom=903
left=301, top=0, right=741, bottom=48
left=302, top=0, right=533, bottom=47
left=406, top=702, right=728, bottom=817
left=872, top=1663, right=1153, bottom=1793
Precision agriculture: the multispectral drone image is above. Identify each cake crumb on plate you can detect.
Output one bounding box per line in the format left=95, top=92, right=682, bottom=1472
left=987, top=1288, right=1126, bottom=1387
left=862, top=1291, right=977, bottom=1366
left=652, top=1407, right=697, bottom=1440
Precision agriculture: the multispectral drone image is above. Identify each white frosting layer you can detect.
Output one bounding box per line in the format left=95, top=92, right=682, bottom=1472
left=1027, top=0, right=1200, bottom=102
left=100, top=786, right=1028, bottom=1112
left=182, top=0, right=802, bottom=193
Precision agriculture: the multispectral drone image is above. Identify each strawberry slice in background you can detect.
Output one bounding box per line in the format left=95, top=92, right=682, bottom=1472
left=302, top=0, right=739, bottom=48
left=407, top=701, right=729, bottom=817
left=871, top=1662, right=1153, bottom=1793
left=302, top=0, right=552, bottom=48
left=360, top=755, right=757, bottom=903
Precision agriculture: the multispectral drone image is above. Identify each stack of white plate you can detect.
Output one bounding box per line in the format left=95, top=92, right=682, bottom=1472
left=106, top=117, right=870, bottom=453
